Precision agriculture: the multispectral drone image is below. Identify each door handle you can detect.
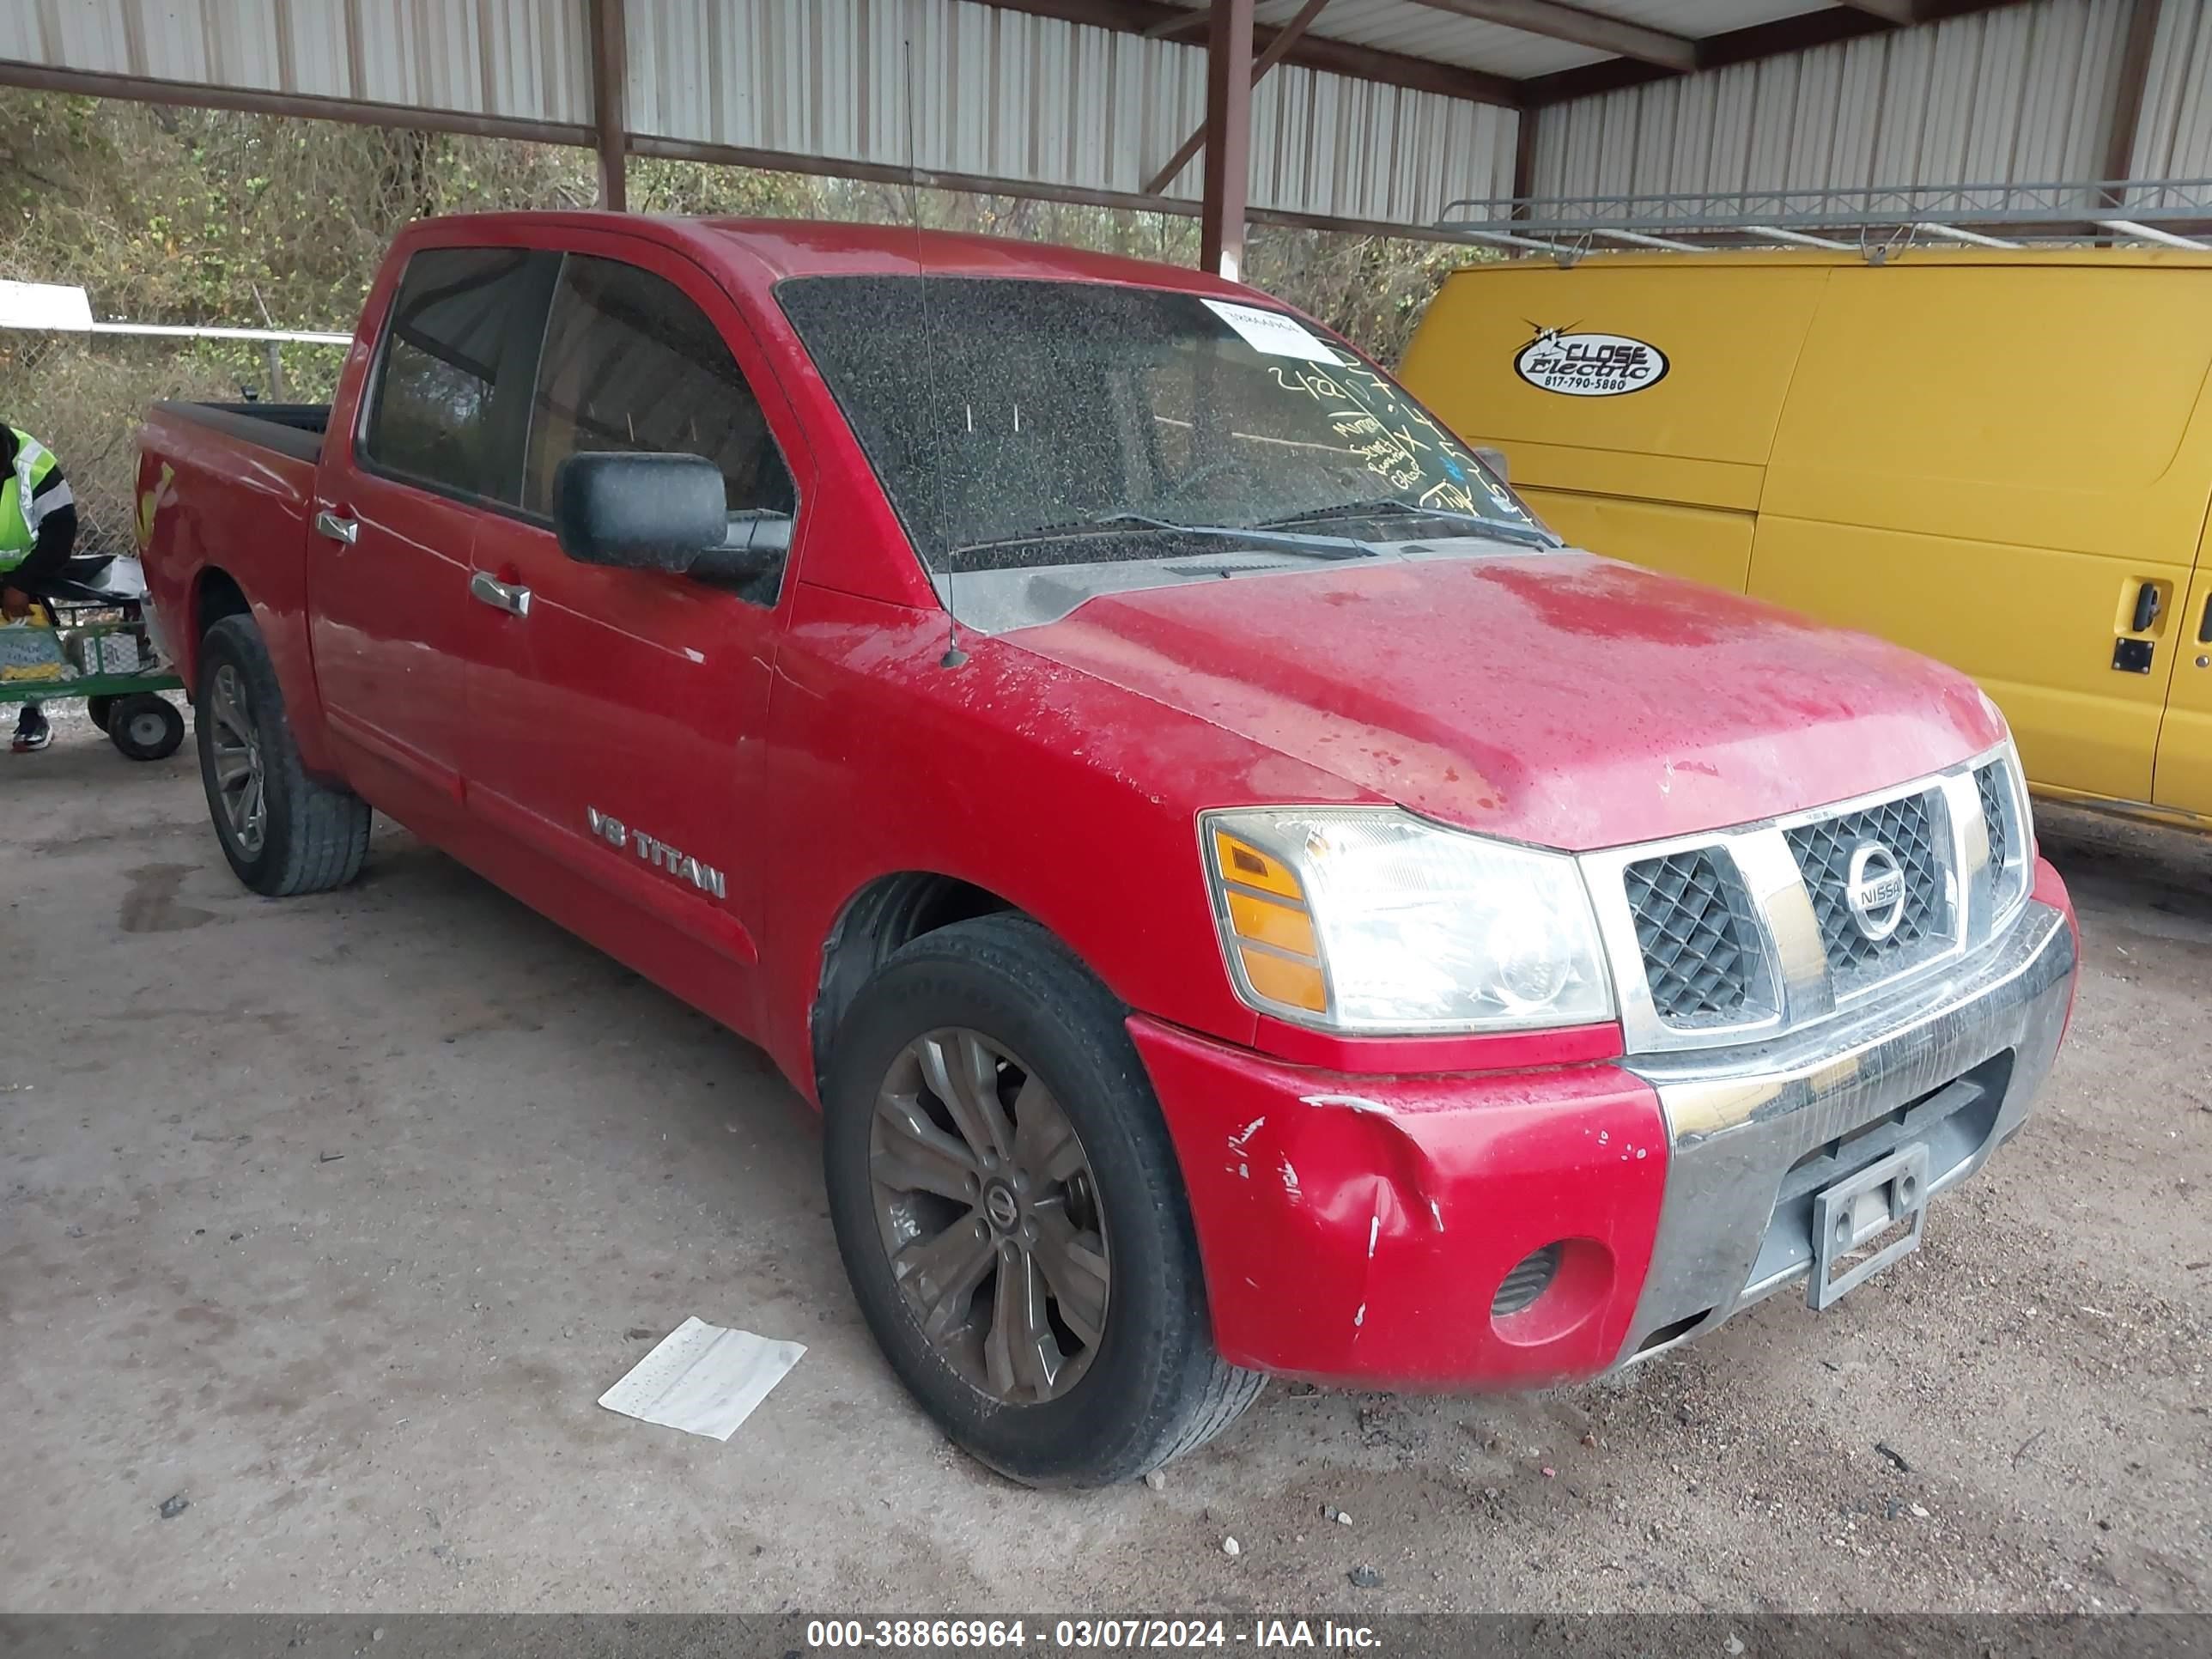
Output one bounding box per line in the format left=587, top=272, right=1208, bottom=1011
left=469, top=570, right=532, bottom=618
left=313, top=509, right=359, bottom=546
left=2198, top=592, right=2212, bottom=645
left=2131, top=580, right=2162, bottom=632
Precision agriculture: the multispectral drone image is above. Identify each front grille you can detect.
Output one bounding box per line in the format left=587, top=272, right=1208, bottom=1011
left=1785, top=790, right=1946, bottom=994
left=1492, top=1243, right=1563, bottom=1317
left=1976, top=763, right=2010, bottom=872
left=1624, top=848, right=1765, bottom=1026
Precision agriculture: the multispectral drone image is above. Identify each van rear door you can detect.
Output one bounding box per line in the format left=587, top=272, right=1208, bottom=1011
left=1398, top=258, right=1826, bottom=592
left=1753, top=261, right=2212, bottom=806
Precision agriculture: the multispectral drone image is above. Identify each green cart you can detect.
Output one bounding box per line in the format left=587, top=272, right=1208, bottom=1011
left=1, top=556, right=186, bottom=761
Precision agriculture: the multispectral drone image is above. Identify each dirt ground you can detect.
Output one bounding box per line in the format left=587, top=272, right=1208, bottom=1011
left=2, top=703, right=2207, bottom=1616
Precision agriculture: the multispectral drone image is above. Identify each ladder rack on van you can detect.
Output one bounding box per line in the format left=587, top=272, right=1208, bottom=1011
left=1435, top=178, right=2212, bottom=260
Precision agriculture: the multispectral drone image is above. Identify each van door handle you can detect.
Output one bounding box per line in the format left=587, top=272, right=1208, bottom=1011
left=469, top=571, right=532, bottom=618
left=313, top=510, right=358, bottom=546
left=2131, top=580, right=2161, bottom=632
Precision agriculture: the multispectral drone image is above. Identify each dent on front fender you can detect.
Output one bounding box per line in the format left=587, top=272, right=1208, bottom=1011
left=1128, top=1017, right=1670, bottom=1388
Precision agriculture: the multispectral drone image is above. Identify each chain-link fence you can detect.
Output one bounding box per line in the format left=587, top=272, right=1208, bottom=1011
left=0, top=328, right=347, bottom=558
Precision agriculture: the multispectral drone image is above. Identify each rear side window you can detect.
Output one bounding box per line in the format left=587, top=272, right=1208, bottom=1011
left=362, top=247, right=549, bottom=502
left=524, top=255, right=796, bottom=526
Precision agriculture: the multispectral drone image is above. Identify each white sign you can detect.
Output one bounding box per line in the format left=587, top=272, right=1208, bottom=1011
left=1201, top=297, right=1341, bottom=362
left=0, top=280, right=94, bottom=331
left=1514, top=328, right=1668, bottom=397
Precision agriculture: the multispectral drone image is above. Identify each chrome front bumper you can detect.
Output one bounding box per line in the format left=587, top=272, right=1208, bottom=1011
left=1614, top=898, right=2076, bottom=1364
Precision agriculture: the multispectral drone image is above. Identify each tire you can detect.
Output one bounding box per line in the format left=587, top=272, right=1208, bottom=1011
left=194, top=614, right=370, bottom=896
left=85, top=695, right=116, bottom=733
left=107, top=693, right=184, bottom=761
left=823, top=914, right=1265, bottom=1486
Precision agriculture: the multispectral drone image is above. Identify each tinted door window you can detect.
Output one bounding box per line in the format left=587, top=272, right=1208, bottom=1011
left=525, top=256, right=797, bottom=543
left=362, top=247, right=550, bottom=502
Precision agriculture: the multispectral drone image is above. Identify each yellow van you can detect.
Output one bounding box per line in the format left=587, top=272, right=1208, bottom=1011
left=1400, top=249, right=2212, bottom=825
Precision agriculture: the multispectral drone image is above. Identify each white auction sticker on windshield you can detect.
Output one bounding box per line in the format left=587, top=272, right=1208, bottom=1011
left=1200, top=298, right=1341, bottom=362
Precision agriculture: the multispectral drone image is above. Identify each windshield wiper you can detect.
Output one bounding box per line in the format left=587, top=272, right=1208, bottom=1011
left=951, top=512, right=1376, bottom=562
left=1258, top=499, right=1562, bottom=550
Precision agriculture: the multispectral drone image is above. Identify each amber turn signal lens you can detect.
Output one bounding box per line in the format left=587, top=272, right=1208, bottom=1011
left=1237, top=945, right=1327, bottom=1012
left=1224, top=889, right=1319, bottom=957
left=1212, top=830, right=1303, bottom=900
left=1213, top=830, right=1327, bottom=1013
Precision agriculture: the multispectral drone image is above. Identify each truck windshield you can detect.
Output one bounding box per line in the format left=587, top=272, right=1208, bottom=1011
left=775, top=275, right=1543, bottom=574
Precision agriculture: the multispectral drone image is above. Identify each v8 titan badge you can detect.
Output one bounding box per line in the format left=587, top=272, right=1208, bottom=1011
left=1515, top=325, right=1668, bottom=397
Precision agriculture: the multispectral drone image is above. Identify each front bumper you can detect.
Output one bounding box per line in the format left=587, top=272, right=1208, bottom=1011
left=1130, top=861, right=2077, bottom=1388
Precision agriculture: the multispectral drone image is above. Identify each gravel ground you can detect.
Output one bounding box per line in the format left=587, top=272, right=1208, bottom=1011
left=1, top=704, right=2206, bottom=1614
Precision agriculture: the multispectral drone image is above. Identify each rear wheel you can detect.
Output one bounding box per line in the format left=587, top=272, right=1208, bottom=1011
left=107, top=694, right=183, bottom=761
left=823, top=914, right=1264, bottom=1486
left=195, top=614, right=370, bottom=896
left=85, top=695, right=116, bottom=733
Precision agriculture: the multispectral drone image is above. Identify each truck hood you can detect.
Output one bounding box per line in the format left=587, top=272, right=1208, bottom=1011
left=1002, top=551, right=2002, bottom=852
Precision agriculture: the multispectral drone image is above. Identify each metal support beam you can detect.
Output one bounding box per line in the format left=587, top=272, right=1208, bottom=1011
left=1200, top=0, right=1255, bottom=280
left=966, top=0, right=1520, bottom=106
left=589, top=0, right=628, bottom=211
left=1144, top=0, right=1328, bottom=196
left=1834, top=0, right=1917, bottom=22
left=1401, top=0, right=1694, bottom=70
left=0, top=59, right=591, bottom=146
left=1510, top=106, right=1539, bottom=221
left=1521, top=0, right=2025, bottom=106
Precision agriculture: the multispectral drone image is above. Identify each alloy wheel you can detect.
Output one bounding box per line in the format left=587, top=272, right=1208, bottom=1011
left=207, top=662, right=266, bottom=857
left=869, top=1027, right=1111, bottom=1405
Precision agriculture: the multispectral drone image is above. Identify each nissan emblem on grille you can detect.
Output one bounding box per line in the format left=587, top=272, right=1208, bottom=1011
left=1845, top=842, right=1906, bottom=942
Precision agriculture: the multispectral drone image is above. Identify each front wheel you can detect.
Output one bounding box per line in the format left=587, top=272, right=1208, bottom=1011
left=195, top=614, right=370, bottom=896
left=823, top=915, right=1264, bottom=1486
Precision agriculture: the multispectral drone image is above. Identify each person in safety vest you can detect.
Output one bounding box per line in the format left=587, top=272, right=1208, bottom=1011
left=2, top=424, right=77, bottom=753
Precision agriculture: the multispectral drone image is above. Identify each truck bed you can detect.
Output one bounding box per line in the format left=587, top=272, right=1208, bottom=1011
left=149, top=399, right=330, bottom=465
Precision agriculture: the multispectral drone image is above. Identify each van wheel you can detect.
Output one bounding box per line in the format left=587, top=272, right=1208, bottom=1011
left=195, top=614, right=370, bottom=896
left=823, top=914, right=1265, bottom=1486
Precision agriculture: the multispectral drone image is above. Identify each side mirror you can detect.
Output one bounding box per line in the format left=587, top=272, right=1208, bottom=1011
left=552, top=452, right=726, bottom=574
left=1472, top=446, right=1510, bottom=483
left=691, top=509, right=793, bottom=584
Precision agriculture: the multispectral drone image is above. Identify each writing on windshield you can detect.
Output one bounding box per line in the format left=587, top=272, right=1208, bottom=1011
left=775, top=274, right=1539, bottom=574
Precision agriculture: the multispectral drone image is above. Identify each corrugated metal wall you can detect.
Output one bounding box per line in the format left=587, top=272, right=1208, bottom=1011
left=0, top=0, right=593, bottom=126
left=1532, top=0, right=2161, bottom=202
left=3, top=0, right=1514, bottom=228
left=2132, top=0, right=2212, bottom=179
left=623, top=0, right=1516, bottom=222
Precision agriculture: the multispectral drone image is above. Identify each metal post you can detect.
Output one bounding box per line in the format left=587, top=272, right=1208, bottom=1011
left=1144, top=0, right=1329, bottom=198
left=590, top=0, right=629, bottom=211
left=1510, top=105, right=1538, bottom=219
left=1200, top=0, right=1254, bottom=281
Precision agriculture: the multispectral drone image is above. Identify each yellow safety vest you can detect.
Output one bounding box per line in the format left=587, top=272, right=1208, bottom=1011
left=2, top=428, right=65, bottom=572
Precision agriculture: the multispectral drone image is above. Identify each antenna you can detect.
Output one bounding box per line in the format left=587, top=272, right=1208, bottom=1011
left=903, top=25, right=967, bottom=669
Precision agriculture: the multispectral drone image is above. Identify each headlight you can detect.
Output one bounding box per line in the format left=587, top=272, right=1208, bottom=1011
left=1200, top=807, right=1614, bottom=1034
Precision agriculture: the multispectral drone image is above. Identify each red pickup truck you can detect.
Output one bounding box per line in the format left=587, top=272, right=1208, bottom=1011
left=136, top=213, right=2080, bottom=1486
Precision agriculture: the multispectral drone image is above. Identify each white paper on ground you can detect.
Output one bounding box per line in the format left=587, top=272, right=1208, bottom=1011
left=598, top=1316, right=806, bottom=1442
left=1199, top=297, right=1341, bottom=362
